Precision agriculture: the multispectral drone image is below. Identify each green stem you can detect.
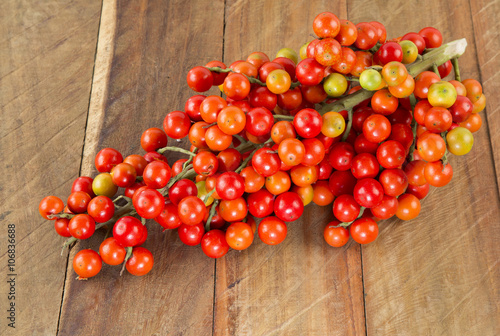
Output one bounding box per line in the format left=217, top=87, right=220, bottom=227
left=207, top=66, right=301, bottom=88
left=336, top=207, right=366, bottom=228
left=157, top=146, right=196, bottom=157
left=120, top=246, right=133, bottom=276
left=233, top=134, right=247, bottom=146
left=166, top=167, right=195, bottom=189
left=61, top=199, right=135, bottom=255
left=203, top=189, right=216, bottom=203
left=320, top=38, right=468, bottom=115
left=235, top=148, right=258, bottom=173
left=48, top=213, right=75, bottom=220
left=205, top=200, right=219, bottom=232
left=451, top=57, right=461, bottom=81
left=432, top=63, right=441, bottom=78
left=341, top=108, right=353, bottom=142
left=273, top=114, right=294, bottom=121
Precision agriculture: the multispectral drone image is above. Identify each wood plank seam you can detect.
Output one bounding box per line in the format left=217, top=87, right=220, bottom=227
left=467, top=0, right=500, bottom=198
left=213, top=1, right=227, bottom=335
left=55, top=0, right=114, bottom=334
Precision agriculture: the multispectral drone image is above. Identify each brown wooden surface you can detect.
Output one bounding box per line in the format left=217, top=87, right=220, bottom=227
left=349, top=1, right=500, bottom=335
left=0, top=1, right=498, bottom=335
left=0, top=1, right=101, bottom=335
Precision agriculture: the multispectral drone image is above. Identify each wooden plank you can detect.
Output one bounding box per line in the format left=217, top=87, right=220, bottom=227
left=470, top=0, right=500, bottom=193
left=0, top=0, right=101, bottom=335
left=57, top=0, right=224, bottom=335
left=214, top=2, right=367, bottom=335
left=347, top=1, right=500, bottom=335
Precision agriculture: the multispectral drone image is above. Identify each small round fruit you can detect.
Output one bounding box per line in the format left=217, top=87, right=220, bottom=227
left=126, top=247, right=154, bottom=276
left=73, top=249, right=102, bottom=279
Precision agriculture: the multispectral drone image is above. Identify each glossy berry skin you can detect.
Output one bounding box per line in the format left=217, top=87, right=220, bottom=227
left=185, top=95, right=206, bottom=121
left=178, top=223, right=205, bottom=246
left=163, top=111, right=191, bottom=139
left=187, top=66, right=213, bottom=92
left=68, top=214, right=96, bottom=239
left=296, top=58, right=325, bottom=86
left=350, top=218, right=378, bottom=244
left=141, top=128, right=168, bottom=152
left=377, top=42, right=403, bottom=64
left=353, top=178, right=384, bottom=208
left=39, top=196, right=65, bottom=220
left=252, top=147, right=280, bottom=177
left=133, top=187, right=164, bottom=219
left=246, top=107, right=274, bottom=136
left=273, top=192, right=304, bottom=222
left=371, top=195, right=398, bottom=220
left=293, top=108, right=323, bottom=138
left=169, top=179, right=198, bottom=205
left=333, top=194, right=360, bottom=222
left=143, top=160, right=172, bottom=189
left=201, top=230, right=230, bottom=258
left=216, top=172, right=245, bottom=200
left=419, top=27, right=443, bottom=48
left=155, top=200, right=182, bottom=230
left=71, top=176, right=96, bottom=198
left=314, top=38, right=342, bottom=66
left=193, top=151, right=219, bottom=177
left=328, top=142, right=355, bottom=171
left=329, top=170, right=357, bottom=197
left=99, top=237, right=126, bottom=265
left=376, top=140, right=406, bottom=169
left=113, top=216, right=145, bottom=247
left=87, top=196, right=115, bottom=223
left=313, top=12, right=341, bottom=38
left=73, top=249, right=102, bottom=279
left=258, top=216, right=287, bottom=245
left=351, top=153, right=379, bottom=179
left=178, top=196, right=207, bottom=225
left=247, top=189, right=275, bottom=218
left=379, top=169, right=408, bottom=197
left=324, top=221, right=350, bottom=247
left=67, top=191, right=91, bottom=214
left=126, top=247, right=154, bottom=276
left=54, top=218, right=71, bottom=237
left=226, top=222, right=254, bottom=250
left=95, top=148, right=123, bottom=173
left=110, top=163, right=137, bottom=188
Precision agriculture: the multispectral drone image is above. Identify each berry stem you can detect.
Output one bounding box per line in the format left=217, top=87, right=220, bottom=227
left=206, top=66, right=301, bottom=88
left=432, top=63, right=441, bottom=78
left=232, top=134, right=247, bottom=146
left=61, top=198, right=136, bottom=255
left=273, top=114, right=294, bottom=121
left=235, top=148, right=257, bottom=173
left=341, top=108, right=353, bottom=142
left=167, top=166, right=195, bottom=189
left=48, top=213, right=75, bottom=219
left=205, top=199, right=219, bottom=232
left=120, top=246, right=133, bottom=276
left=157, top=146, right=196, bottom=157
left=452, top=57, right=461, bottom=82
left=319, top=38, right=468, bottom=115
left=337, top=207, right=366, bottom=228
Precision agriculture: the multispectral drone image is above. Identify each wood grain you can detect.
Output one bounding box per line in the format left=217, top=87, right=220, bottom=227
left=214, top=2, right=366, bottom=335
left=469, top=0, right=500, bottom=193
left=347, top=0, right=500, bottom=335
left=0, top=1, right=101, bottom=335
left=57, top=0, right=224, bottom=335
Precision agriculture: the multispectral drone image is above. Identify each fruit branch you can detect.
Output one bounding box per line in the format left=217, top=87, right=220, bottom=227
left=157, top=146, right=196, bottom=157
left=60, top=198, right=135, bottom=255
left=320, top=38, right=468, bottom=114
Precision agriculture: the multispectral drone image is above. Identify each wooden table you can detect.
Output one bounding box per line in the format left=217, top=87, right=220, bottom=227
left=1, top=1, right=498, bottom=335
